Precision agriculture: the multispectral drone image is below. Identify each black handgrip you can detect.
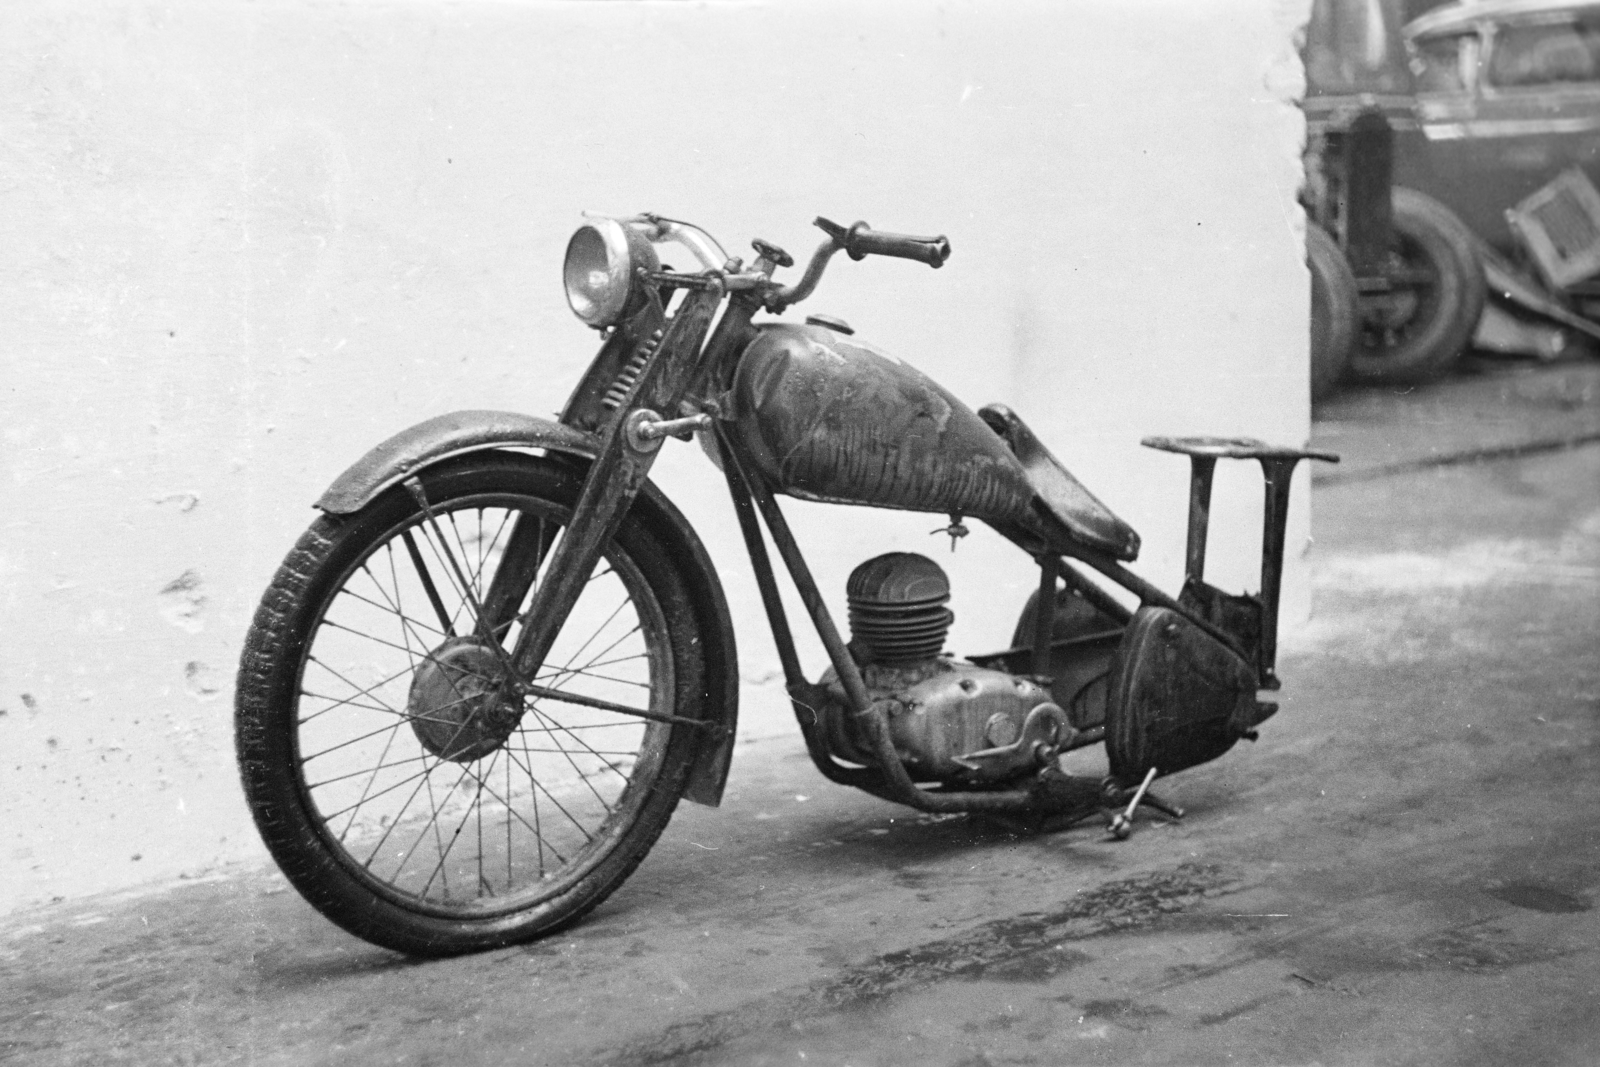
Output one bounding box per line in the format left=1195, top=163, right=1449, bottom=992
left=814, top=217, right=952, bottom=268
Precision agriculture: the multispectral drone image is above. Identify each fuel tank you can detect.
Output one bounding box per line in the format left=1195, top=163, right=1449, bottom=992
left=730, top=323, right=1035, bottom=521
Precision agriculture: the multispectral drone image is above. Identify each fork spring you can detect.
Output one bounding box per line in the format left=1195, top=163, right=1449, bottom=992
left=602, top=329, right=664, bottom=411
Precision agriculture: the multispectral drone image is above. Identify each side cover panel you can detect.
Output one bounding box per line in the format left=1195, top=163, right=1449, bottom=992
left=731, top=324, right=1036, bottom=522
left=1105, top=606, right=1260, bottom=785
left=313, top=409, right=739, bottom=807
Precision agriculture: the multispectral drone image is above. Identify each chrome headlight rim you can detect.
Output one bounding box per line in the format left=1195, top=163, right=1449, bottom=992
left=563, top=218, right=660, bottom=329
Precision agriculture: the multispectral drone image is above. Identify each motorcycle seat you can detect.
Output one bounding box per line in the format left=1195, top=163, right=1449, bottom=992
left=979, top=404, right=1141, bottom=561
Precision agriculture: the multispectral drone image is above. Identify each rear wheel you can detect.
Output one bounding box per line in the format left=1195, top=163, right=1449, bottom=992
left=235, top=453, right=704, bottom=956
left=1349, top=187, right=1486, bottom=384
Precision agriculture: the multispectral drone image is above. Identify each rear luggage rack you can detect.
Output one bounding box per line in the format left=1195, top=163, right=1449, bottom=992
left=1141, top=436, right=1340, bottom=687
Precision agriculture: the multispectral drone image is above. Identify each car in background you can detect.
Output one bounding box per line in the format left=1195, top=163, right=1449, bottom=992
left=1404, top=0, right=1600, bottom=251
left=1303, top=0, right=1489, bottom=393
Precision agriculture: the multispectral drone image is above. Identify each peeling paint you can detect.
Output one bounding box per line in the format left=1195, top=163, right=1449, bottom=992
left=152, top=492, right=200, bottom=512
left=182, top=662, right=223, bottom=702
left=156, top=570, right=206, bottom=633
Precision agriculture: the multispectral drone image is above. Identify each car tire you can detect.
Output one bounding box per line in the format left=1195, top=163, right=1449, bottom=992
left=1348, top=187, right=1486, bottom=384
left=1307, top=221, right=1357, bottom=403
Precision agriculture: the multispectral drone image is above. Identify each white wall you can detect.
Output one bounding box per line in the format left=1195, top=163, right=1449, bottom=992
left=0, top=0, right=1312, bottom=912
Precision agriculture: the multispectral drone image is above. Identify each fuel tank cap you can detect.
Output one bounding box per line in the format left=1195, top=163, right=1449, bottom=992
left=804, top=313, right=854, bottom=335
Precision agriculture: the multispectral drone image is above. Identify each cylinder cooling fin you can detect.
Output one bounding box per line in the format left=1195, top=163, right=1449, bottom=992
left=846, top=552, right=953, bottom=667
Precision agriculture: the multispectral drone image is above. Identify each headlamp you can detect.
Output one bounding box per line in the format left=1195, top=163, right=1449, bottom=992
left=562, top=218, right=660, bottom=329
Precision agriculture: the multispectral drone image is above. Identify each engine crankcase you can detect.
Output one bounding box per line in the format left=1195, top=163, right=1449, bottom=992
left=820, top=661, right=1069, bottom=786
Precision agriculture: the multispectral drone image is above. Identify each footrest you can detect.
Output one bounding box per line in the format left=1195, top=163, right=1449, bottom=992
left=1141, top=436, right=1340, bottom=464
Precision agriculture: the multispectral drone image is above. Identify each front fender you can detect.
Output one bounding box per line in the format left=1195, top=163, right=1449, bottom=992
left=314, top=409, right=739, bottom=807
left=316, top=410, right=600, bottom=514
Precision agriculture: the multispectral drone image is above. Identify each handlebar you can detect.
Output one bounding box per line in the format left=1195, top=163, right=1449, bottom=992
left=596, top=211, right=951, bottom=314
left=762, top=217, right=952, bottom=312
left=593, top=212, right=732, bottom=272
left=814, top=217, right=951, bottom=269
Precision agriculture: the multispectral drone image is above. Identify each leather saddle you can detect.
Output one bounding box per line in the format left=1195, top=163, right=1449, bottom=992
left=979, top=404, right=1141, bottom=561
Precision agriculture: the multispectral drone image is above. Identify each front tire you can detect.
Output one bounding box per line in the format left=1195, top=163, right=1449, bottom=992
left=236, top=453, right=705, bottom=956
left=1349, top=187, right=1486, bottom=384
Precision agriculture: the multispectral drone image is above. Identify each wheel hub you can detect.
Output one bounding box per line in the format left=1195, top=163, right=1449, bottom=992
left=407, top=638, right=522, bottom=762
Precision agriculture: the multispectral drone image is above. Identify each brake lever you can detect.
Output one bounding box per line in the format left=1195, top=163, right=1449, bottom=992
left=814, top=216, right=850, bottom=243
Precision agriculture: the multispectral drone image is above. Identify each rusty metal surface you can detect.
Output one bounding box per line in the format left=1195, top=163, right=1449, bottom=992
left=1142, top=435, right=1341, bottom=464
left=315, top=410, right=600, bottom=514
left=969, top=626, right=1123, bottom=734
left=730, top=323, right=1035, bottom=521
left=816, top=660, right=1061, bottom=785
left=510, top=287, right=722, bottom=686
left=845, top=552, right=954, bottom=667
left=980, top=404, right=1142, bottom=560
left=1104, top=606, right=1260, bottom=786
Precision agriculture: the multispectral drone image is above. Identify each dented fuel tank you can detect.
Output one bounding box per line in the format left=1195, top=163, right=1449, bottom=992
left=730, top=323, right=1035, bottom=521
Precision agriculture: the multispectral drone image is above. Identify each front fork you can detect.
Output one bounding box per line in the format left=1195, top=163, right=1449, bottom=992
left=499, top=288, right=751, bottom=681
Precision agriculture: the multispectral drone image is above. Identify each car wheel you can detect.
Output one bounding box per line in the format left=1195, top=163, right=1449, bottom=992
left=1307, top=221, right=1357, bottom=403
left=1349, top=187, right=1486, bottom=384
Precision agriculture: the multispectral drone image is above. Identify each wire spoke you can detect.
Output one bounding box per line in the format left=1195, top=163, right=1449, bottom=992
left=515, top=720, right=644, bottom=734
left=564, top=650, right=649, bottom=674
left=332, top=720, right=409, bottom=843
left=301, top=656, right=413, bottom=720
left=383, top=761, right=474, bottom=882
left=524, top=703, right=617, bottom=811
left=401, top=528, right=456, bottom=637
left=303, top=720, right=420, bottom=763
left=321, top=761, right=437, bottom=823
left=503, top=741, right=591, bottom=849
left=299, top=690, right=402, bottom=716
left=307, top=751, right=433, bottom=791
left=547, top=670, right=650, bottom=690
left=525, top=697, right=639, bottom=785
left=415, top=517, right=482, bottom=635
left=534, top=623, right=644, bottom=695
left=539, top=595, right=634, bottom=683
left=287, top=488, right=679, bottom=914
left=421, top=749, right=502, bottom=900
left=384, top=541, right=440, bottom=658
left=319, top=616, right=438, bottom=659
left=349, top=556, right=445, bottom=655
left=504, top=735, right=514, bottom=890
left=419, top=765, right=454, bottom=898
left=448, top=739, right=570, bottom=869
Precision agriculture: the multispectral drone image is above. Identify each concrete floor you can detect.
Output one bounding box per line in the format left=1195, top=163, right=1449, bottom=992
left=3, top=359, right=1598, bottom=1066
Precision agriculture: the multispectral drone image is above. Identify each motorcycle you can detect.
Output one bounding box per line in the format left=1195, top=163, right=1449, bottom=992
left=235, top=213, right=1338, bottom=956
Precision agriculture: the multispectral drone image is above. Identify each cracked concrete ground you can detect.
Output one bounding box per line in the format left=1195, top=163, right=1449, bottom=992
left=3, top=359, right=1597, bottom=1066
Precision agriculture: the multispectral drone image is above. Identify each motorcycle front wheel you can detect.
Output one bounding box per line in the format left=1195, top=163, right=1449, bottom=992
left=235, top=452, right=704, bottom=956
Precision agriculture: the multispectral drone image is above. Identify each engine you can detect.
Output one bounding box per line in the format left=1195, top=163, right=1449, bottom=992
left=811, top=552, right=1072, bottom=786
